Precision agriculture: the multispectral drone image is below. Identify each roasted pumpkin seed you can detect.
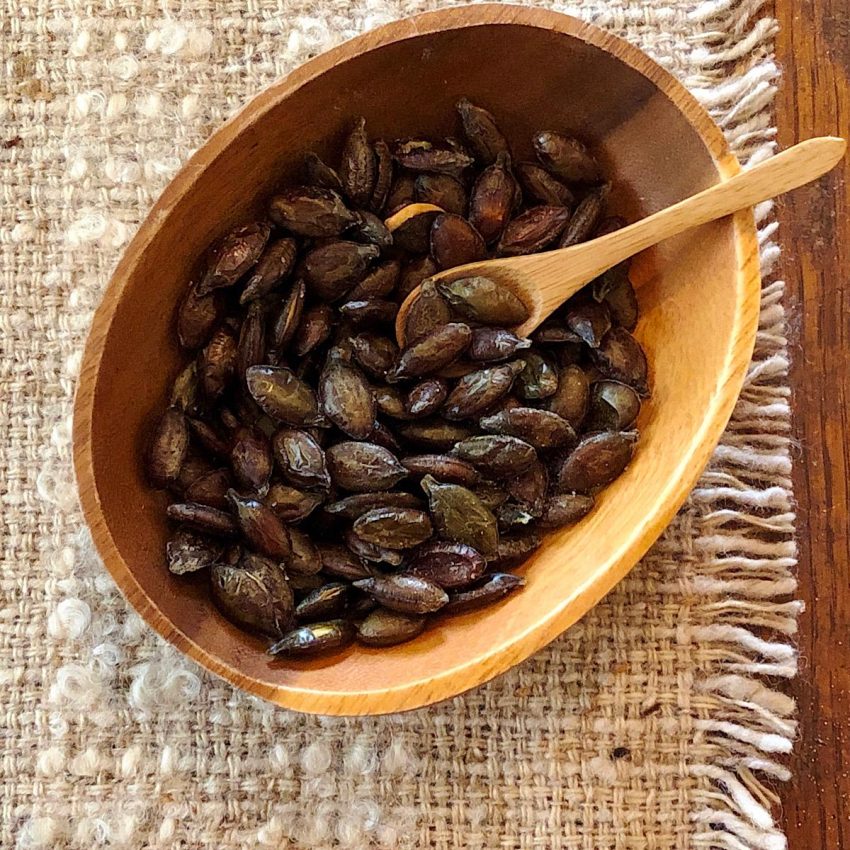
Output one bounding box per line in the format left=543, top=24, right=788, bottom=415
left=269, top=186, right=356, bottom=237
left=326, top=442, right=407, bottom=492
left=353, top=574, right=448, bottom=615
left=421, top=474, right=499, bottom=556
left=148, top=408, right=189, bottom=488
left=357, top=609, right=426, bottom=646
left=443, top=572, right=524, bottom=614
left=166, top=529, right=223, bottom=575
left=268, top=620, right=355, bottom=657
left=555, top=431, right=637, bottom=492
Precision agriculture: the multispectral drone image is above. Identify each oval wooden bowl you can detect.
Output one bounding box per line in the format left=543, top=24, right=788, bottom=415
left=73, top=5, right=760, bottom=716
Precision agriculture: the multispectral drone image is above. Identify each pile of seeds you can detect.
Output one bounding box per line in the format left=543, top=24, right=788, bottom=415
left=147, top=99, right=648, bottom=658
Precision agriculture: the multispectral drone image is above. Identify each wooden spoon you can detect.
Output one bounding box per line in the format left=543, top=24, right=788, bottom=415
left=393, top=136, right=846, bottom=344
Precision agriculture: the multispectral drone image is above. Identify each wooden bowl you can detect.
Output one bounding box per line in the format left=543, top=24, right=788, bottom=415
left=73, top=5, right=760, bottom=715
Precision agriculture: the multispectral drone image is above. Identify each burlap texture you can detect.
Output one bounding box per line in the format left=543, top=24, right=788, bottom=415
left=0, top=1, right=798, bottom=848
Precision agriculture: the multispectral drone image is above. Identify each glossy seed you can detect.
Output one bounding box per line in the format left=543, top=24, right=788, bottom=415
left=296, top=582, right=349, bottom=622
left=319, top=349, right=375, bottom=440
left=343, top=527, right=405, bottom=567
left=357, top=609, right=426, bottom=646
left=167, top=502, right=237, bottom=537
left=177, top=284, right=224, bottom=350
left=268, top=620, right=355, bottom=657
left=303, top=240, right=379, bottom=302
left=318, top=544, right=373, bottom=581
left=338, top=298, right=397, bottom=328
left=350, top=335, right=400, bottom=383
left=265, top=482, right=324, bottom=523
left=272, top=428, right=331, bottom=491
left=271, top=278, right=306, bottom=353
left=515, top=352, right=559, bottom=400
left=353, top=507, right=433, bottom=549
left=456, top=98, right=509, bottom=165
left=184, top=467, right=232, bottom=509
left=385, top=172, right=416, bottom=214
left=480, top=407, right=576, bottom=450
left=538, top=493, right=595, bottom=529
left=240, top=237, right=298, bottom=303
left=304, top=151, right=343, bottom=192
left=397, top=419, right=476, bottom=450
left=415, top=173, right=468, bottom=215
left=186, top=416, right=229, bottom=458
left=429, top=213, right=486, bottom=270
left=468, top=327, right=532, bottom=362
left=599, top=270, right=639, bottom=331
left=406, top=541, right=486, bottom=589
left=246, top=365, right=322, bottom=426
left=405, top=378, right=448, bottom=417
left=497, top=206, right=571, bottom=256
left=421, top=474, right=499, bottom=556
left=211, top=554, right=294, bottom=637
left=547, top=364, right=589, bottom=427
left=348, top=259, right=401, bottom=300
left=340, top=117, right=376, bottom=208
left=487, top=531, right=541, bottom=570
left=148, top=408, right=189, bottom=487
left=497, top=503, right=538, bottom=531
left=438, top=277, right=530, bottom=326
left=174, top=455, right=215, bottom=494
left=166, top=529, right=224, bottom=575
left=227, top=489, right=291, bottom=559
left=198, top=327, right=238, bottom=401
left=444, top=573, right=524, bottom=614
left=565, top=299, right=611, bottom=348
left=375, top=385, right=412, bottom=420
left=506, top=458, right=548, bottom=514
left=198, top=222, right=270, bottom=295
left=391, top=209, right=440, bottom=254
left=533, top=132, right=601, bottom=184
left=532, top=317, right=583, bottom=346
left=559, top=186, right=609, bottom=248
left=353, top=574, right=448, bottom=614
left=326, top=442, right=407, bottom=492
left=402, top=280, right=453, bottom=344
left=586, top=381, right=641, bottom=431
left=349, top=210, right=392, bottom=249
left=390, top=322, right=472, bottom=381
left=515, top=161, right=575, bottom=206
left=269, top=186, right=356, bottom=237
left=236, top=301, right=268, bottom=376
left=369, top=140, right=394, bottom=213
left=555, top=431, right=637, bottom=492
left=325, top=492, right=424, bottom=521
left=288, top=303, right=331, bottom=358
left=591, top=327, right=649, bottom=394
left=397, top=255, right=439, bottom=303
left=441, top=361, right=523, bottom=421
left=472, top=479, right=510, bottom=511
left=393, top=139, right=474, bottom=175
left=401, top=454, right=480, bottom=487
left=363, top=421, right=402, bottom=454
left=285, top=527, right=322, bottom=576
left=452, top=435, right=537, bottom=478
left=469, top=152, right=517, bottom=244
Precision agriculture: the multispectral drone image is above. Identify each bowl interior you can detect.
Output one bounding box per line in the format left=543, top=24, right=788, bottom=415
left=81, top=13, right=751, bottom=713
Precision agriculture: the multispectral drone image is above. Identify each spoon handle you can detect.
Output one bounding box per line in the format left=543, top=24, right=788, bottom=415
left=590, top=136, right=846, bottom=267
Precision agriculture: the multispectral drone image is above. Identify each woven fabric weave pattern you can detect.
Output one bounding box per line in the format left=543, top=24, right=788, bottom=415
left=0, top=1, right=797, bottom=848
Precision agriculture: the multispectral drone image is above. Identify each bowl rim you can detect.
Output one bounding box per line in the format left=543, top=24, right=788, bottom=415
left=73, top=3, right=761, bottom=716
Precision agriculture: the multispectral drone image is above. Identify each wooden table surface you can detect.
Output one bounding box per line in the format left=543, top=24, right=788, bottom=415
left=775, top=0, right=850, bottom=846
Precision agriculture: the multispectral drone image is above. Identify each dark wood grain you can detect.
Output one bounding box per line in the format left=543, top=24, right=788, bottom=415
left=775, top=0, right=850, bottom=846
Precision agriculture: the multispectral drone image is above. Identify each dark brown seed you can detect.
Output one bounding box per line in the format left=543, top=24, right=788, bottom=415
left=269, top=186, right=356, bottom=237
left=184, top=467, right=232, bottom=509
left=487, top=531, right=541, bottom=570
left=515, top=352, right=559, bottom=400
left=401, top=454, right=480, bottom=487
left=429, top=213, right=486, bottom=270
left=167, top=502, right=237, bottom=537
left=187, top=416, right=229, bottom=458
left=555, top=431, right=637, bottom=492
left=272, top=428, right=331, bottom=491
left=318, top=544, right=373, bottom=581
left=170, top=362, right=201, bottom=414
left=402, top=279, right=452, bottom=343
left=515, top=161, right=575, bottom=207
left=246, top=365, right=322, bottom=426
left=480, top=407, right=576, bottom=450
left=443, top=573, right=524, bottom=614
left=352, top=333, right=399, bottom=380
left=393, top=139, right=474, bottom=175
left=469, top=152, right=517, bottom=244
left=265, top=482, right=324, bottom=523
left=385, top=172, right=416, bottom=214
left=406, top=540, right=486, bottom=589
left=211, top=554, right=294, bottom=637
left=598, top=269, right=639, bottom=331
left=532, top=317, right=583, bottom=346
left=198, top=327, right=238, bottom=401
left=456, top=98, right=509, bottom=165
left=559, top=186, right=609, bottom=248
left=506, top=458, right=548, bottom=514
left=166, top=529, right=224, bottom=575
left=405, top=378, right=448, bottom=417
left=452, top=435, right=537, bottom=478
left=271, top=278, right=307, bottom=353
left=391, top=209, right=440, bottom=254
left=304, top=151, right=343, bottom=192
left=303, top=240, right=379, bottom=302
left=240, top=237, right=298, bottom=304
left=236, top=301, right=268, bottom=376
left=442, top=361, right=524, bottom=420
left=421, top=474, right=499, bottom=556
left=353, top=507, right=433, bottom=549
left=538, top=493, right=594, bottom=529
left=288, top=573, right=325, bottom=596
left=343, top=527, right=405, bottom=567
left=198, top=222, right=271, bottom=295
left=468, top=328, right=531, bottom=362
left=472, top=479, right=510, bottom=511
left=375, top=385, right=412, bottom=420
left=547, top=364, right=589, bottom=427
left=295, top=583, right=349, bottom=623
left=437, top=277, right=530, bottom=326
left=148, top=408, right=189, bottom=487
left=368, top=419, right=404, bottom=454
left=174, top=454, right=215, bottom=494
left=369, top=140, right=394, bottom=213
left=397, top=256, right=438, bottom=303
left=177, top=284, right=224, bottom=350
left=292, top=303, right=333, bottom=357
left=353, top=574, right=448, bottom=614
left=349, top=210, right=392, bottom=249
left=586, top=381, right=641, bottom=431
left=338, top=298, right=397, bottom=328
left=325, top=492, right=424, bottom=521
left=318, top=349, right=375, bottom=440
left=565, top=299, right=611, bottom=348
left=414, top=174, right=468, bottom=215
left=533, top=132, right=601, bottom=184
left=591, top=327, right=649, bottom=394
left=497, top=503, right=538, bottom=531
left=357, top=609, right=426, bottom=646
left=389, top=322, right=472, bottom=381
left=348, top=259, right=401, bottom=300
left=268, top=620, right=355, bottom=657
left=227, top=489, right=291, bottom=559
left=397, top=420, right=475, bottom=450
left=326, top=442, right=407, bottom=492
left=497, top=206, right=571, bottom=256
left=288, top=527, right=324, bottom=576
left=340, top=117, right=376, bottom=208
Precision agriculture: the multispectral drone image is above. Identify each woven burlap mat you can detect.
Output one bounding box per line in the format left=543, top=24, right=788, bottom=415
left=0, top=1, right=799, bottom=848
